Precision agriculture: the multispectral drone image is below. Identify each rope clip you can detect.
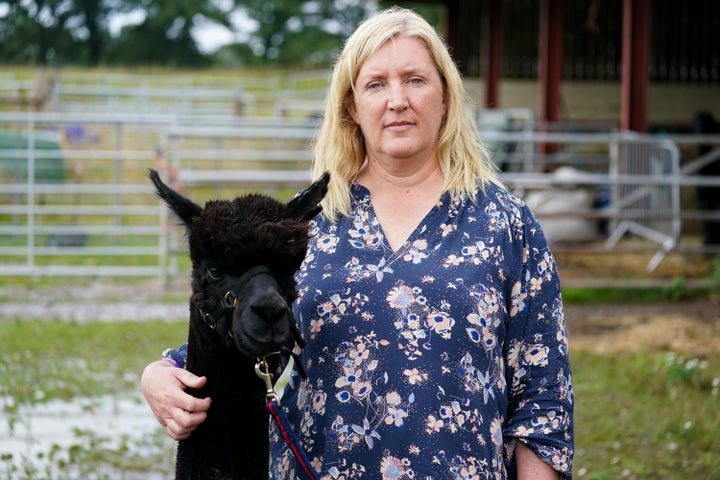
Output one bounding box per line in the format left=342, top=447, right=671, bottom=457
left=255, top=356, right=280, bottom=405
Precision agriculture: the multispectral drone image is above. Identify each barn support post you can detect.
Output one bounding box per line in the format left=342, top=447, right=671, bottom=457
left=482, top=0, right=503, bottom=109
left=538, top=0, right=563, bottom=125
left=538, top=0, right=564, bottom=168
left=621, top=0, right=651, bottom=132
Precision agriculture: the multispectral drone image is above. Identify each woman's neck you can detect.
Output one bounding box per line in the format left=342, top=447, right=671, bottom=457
left=356, top=153, right=443, bottom=194
left=356, top=156, right=444, bottom=251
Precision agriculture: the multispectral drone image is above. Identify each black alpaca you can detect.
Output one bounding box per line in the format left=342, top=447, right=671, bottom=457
left=149, top=169, right=329, bottom=480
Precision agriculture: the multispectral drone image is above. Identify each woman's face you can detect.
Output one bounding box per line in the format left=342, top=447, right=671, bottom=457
left=349, top=35, right=447, bottom=166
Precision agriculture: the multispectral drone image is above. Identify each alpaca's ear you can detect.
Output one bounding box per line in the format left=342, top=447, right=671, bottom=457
left=148, top=169, right=202, bottom=229
left=287, top=171, right=330, bottom=221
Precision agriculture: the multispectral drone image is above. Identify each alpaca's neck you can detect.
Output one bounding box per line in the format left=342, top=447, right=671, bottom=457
left=175, top=319, right=270, bottom=480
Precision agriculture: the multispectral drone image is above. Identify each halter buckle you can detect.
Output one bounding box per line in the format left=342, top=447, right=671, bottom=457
left=223, top=290, right=238, bottom=309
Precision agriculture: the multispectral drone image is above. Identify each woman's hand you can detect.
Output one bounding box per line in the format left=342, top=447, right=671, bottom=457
left=140, top=360, right=212, bottom=440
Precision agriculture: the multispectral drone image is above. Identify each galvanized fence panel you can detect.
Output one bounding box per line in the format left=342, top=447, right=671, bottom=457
left=0, top=113, right=170, bottom=278
left=478, top=129, right=720, bottom=269
left=166, top=121, right=317, bottom=194
left=606, top=135, right=681, bottom=271
left=2, top=112, right=719, bottom=279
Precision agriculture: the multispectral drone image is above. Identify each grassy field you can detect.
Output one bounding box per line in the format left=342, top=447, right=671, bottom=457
left=572, top=350, right=719, bottom=479
left=1, top=293, right=719, bottom=479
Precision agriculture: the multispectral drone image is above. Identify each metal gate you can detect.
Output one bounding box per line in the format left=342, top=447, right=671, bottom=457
left=606, top=134, right=681, bottom=271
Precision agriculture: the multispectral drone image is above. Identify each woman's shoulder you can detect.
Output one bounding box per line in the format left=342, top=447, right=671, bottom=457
left=473, top=181, right=527, bottom=214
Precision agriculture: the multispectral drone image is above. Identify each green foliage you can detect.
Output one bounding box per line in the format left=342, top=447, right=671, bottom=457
left=105, top=0, right=220, bottom=67
left=0, top=0, right=101, bottom=65
left=662, top=275, right=688, bottom=300
left=0, top=0, right=377, bottom=67
left=223, top=0, right=374, bottom=67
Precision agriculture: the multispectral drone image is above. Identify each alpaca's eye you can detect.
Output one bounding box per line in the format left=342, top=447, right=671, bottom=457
left=207, top=267, right=224, bottom=280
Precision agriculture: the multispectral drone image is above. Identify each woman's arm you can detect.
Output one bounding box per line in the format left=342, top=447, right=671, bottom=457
left=503, top=203, right=574, bottom=478
left=516, top=442, right=560, bottom=480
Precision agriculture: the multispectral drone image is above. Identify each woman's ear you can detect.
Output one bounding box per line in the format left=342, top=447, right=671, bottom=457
left=346, top=94, right=359, bottom=124
left=343, top=87, right=358, bottom=123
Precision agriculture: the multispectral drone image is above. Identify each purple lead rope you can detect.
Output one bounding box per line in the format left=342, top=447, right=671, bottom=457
left=266, top=398, right=319, bottom=480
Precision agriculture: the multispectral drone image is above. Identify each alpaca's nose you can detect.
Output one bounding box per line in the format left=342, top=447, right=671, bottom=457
left=250, top=292, right=287, bottom=324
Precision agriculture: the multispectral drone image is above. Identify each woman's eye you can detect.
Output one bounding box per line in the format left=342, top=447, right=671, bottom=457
left=367, top=81, right=382, bottom=90
left=207, top=267, right=224, bottom=280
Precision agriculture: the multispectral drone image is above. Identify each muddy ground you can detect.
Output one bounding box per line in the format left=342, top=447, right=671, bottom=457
left=565, top=298, right=720, bottom=357
left=1, top=248, right=718, bottom=357
left=557, top=248, right=719, bottom=357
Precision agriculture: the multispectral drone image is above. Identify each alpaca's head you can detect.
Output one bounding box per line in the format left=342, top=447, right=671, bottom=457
left=149, top=169, right=329, bottom=357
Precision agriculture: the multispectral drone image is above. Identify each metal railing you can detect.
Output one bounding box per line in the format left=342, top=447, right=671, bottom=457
left=1, top=112, right=719, bottom=279
left=0, top=113, right=169, bottom=277
left=42, top=71, right=327, bottom=118
left=480, top=130, right=688, bottom=270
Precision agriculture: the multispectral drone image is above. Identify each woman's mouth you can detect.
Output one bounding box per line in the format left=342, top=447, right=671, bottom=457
left=386, top=121, right=413, bottom=130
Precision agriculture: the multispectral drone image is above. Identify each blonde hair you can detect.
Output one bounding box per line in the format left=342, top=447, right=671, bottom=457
left=312, top=6, right=500, bottom=220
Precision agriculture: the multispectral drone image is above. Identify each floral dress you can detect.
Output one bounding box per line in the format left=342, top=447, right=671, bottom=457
left=269, top=182, right=574, bottom=480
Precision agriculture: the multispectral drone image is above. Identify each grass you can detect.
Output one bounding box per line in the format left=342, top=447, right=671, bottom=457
left=571, top=350, right=720, bottom=479
left=1, top=311, right=719, bottom=479
left=0, top=319, right=186, bottom=403
left=562, top=284, right=717, bottom=303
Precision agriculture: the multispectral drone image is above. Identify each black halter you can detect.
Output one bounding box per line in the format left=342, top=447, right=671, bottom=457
left=198, top=264, right=274, bottom=330
left=197, top=264, right=307, bottom=356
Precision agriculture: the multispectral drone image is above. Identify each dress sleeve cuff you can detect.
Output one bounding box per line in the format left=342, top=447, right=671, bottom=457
left=161, top=343, right=187, bottom=368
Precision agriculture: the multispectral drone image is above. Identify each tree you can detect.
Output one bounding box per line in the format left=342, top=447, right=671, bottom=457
left=74, top=0, right=111, bottom=65
left=0, top=0, right=375, bottom=66
left=0, top=0, right=233, bottom=66
left=107, top=0, right=234, bottom=66
left=0, top=0, right=91, bottom=64
left=223, top=0, right=376, bottom=66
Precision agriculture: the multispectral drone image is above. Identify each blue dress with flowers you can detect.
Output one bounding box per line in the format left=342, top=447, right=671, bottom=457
left=267, top=182, right=574, bottom=479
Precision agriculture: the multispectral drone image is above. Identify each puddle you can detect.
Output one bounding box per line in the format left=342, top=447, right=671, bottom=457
left=0, top=393, right=176, bottom=479
left=0, top=302, right=188, bottom=323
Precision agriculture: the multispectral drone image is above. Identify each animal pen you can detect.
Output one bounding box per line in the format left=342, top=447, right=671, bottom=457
left=0, top=111, right=718, bottom=281
left=481, top=130, right=682, bottom=271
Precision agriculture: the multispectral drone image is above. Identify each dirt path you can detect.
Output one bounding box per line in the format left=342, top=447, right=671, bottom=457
left=565, top=297, right=720, bottom=357
left=1, top=277, right=718, bottom=357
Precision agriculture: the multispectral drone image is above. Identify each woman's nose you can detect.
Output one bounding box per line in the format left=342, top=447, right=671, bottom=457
left=387, top=84, right=408, bottom=110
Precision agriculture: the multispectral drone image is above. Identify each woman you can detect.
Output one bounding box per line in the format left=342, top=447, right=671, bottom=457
left=142, top=7, right=573, bottom=479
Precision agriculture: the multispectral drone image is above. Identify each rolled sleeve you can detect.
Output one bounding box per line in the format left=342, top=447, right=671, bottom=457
left=503, top=208, right=574, bottom=478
